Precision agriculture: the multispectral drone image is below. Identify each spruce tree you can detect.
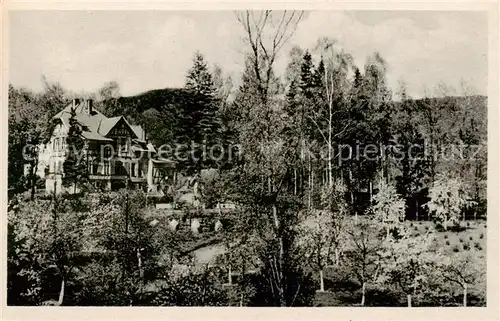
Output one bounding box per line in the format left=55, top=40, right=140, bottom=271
left=184, top=52, right=222, bottom=171
left=62, top=107, right=88, bottom=193
left=299, top=51, right=315, bottom=98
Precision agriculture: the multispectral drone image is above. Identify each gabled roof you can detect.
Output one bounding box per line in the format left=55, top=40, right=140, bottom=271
left=131, top=125, right=146, bottom=142
left=97, top=116, right=121, bottom=137
left=102, top=116, right=139, bottom=139
left=52, top=100, right=146, bottom=142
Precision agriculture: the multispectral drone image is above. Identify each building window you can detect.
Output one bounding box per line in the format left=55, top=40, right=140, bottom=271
left=118, top=137, right=128, bottom=154
left=103, top=161, right=111, bottom=175
left=131, top=163, right=136, bottom=177
left=103, top=146, right=112, bottom=158
left=88, top=159, right=95, bottom=175
left=93, top=161, right=99, bottom=175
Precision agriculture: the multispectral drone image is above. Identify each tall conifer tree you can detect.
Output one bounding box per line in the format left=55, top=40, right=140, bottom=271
left=63, top=107, right=88, bottom=193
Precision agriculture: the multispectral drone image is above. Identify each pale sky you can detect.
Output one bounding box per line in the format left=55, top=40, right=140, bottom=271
left=10, top=10, right=488, bottom=98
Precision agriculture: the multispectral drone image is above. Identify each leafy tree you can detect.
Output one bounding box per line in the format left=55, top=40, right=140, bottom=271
left=95, top=80, right=121, bottom=116
left=7, top=79, right=69, bottom=198
left=7, top=196, right=85, bottom=306
left=425, top=174, right=469, bottom=230
left=377, top=229, right=438, bottom=307
left=8, top=84, right=54, bottom=198
left=297, top=181, right=348, bottom=293
left=312, top=37, right=354, bottom=189
left=297, top=209, right=335, bottom=292
left=152, top=265, right=229, bottom=306
left=62, top=107, right=88, bottom=193
left=437, top=251, right=486, bottom=307
left=69, top=190, right=169, bottom=306
left=370, top=179, right=405, bottom=239
left=229, top=10, right=309, bottom=307
left=7, top=199, right=48, bottom=305
left=344, top=220, right=385, bottom=306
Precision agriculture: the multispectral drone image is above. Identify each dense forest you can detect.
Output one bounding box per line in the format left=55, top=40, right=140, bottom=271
left=8, top=11, right=487, bottom=307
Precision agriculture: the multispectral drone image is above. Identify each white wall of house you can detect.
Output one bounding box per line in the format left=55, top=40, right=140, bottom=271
left=44, top=123, right=68, bottom=194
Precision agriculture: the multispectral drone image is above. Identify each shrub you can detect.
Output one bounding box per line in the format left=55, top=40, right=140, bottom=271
left=444, top=234, right=448, bottom=239
left=452, top=246, right=460, bottom=253
left=467, top=221, right=470, bottom=227
left=414, top=226, right=418, bottom=231
left=478, top=246, right=483, bottom=251
left=474, top=242, right=481, bottom=249
left=479, top=233, right=484, bottom=239
left=469, top=236, right=473, bottom=241
left=459, top=238, right=464, bottom=243
left=445, top=240, right=450, bottom=246
left=463, top=243, right=470, bottom=251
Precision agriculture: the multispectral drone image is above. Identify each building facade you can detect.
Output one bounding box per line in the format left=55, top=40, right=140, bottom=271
left=41, top=98, right=175, bottom=194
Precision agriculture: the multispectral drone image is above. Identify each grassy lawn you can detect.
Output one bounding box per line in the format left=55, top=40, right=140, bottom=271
left=406, top=219, right=487, bottom=253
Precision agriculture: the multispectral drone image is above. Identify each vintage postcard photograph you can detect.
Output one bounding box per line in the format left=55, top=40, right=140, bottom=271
left=2, top=3, right=498, bottom=320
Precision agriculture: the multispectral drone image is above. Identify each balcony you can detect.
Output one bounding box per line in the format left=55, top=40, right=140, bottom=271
left=89, top=174, right=129, bottom=180
left=130, top=176, right=147, bottom=183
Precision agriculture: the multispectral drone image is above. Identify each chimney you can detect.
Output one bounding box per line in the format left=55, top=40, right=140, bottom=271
left=87, top=99, right=93, bottom=114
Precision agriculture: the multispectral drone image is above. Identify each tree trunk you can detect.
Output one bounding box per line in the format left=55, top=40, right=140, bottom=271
left=319, top=269, right=325, bottom=292
left=57, top=279, right=65, bottom=306
left=328, top=142, right=332, bottom=189
left=274, top=205, right=286, bottom=307
left=228, top=265, right=232, bottom=285
left=361, top=281, right=366, bottom=306
left=407, top=294, right=412, bottom=307
left=311, top=169, right=314, bottom=208
left=308, top=156, right=312, bottom=209
left=416, top=199, right=419, bottom=221
left=334, top=248, right=340, bottom=266
left=350, top=169, right=354, bottom=206
left=293, top=169, right=296, bottom=195
left=137, top=248, right=143, bottom=279
left=463, top=283, right=467, bottom=307
left=369, top=181, right=373, bottom=205
left=30, top=157, right=38, bottom=200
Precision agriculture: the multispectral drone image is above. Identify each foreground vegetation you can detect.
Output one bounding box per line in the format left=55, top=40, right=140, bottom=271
left=7, top=188, right=486, bottom=307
